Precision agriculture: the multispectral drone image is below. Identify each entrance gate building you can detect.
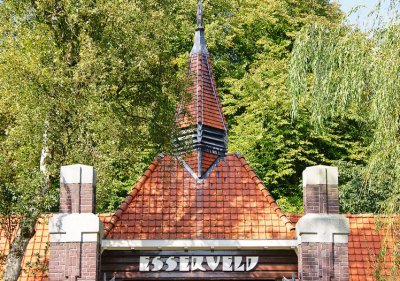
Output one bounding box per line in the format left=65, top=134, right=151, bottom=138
left=48, top=1, right=350, bottom=280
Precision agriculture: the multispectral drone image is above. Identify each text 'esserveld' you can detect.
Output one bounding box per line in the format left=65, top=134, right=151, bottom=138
left=139, top=256, right=259, bottom=272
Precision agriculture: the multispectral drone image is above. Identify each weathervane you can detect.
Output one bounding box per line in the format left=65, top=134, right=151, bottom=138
left=197, top=0, right=203, bottom=29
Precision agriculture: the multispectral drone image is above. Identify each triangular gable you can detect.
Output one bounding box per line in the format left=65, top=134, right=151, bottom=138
left=104, top=153, right=295, bottom=239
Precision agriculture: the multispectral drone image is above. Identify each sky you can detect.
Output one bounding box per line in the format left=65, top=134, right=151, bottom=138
left=334, top=0, right=392, bottom=28
left=336, top=0, right=378, bottom=22
left=336, top=0, right=379, bottom=13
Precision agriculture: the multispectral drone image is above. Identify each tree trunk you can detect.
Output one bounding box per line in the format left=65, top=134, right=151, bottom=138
left=3, top=124, right=52, bottom=280
left=3, top=220, right=36, bottom=281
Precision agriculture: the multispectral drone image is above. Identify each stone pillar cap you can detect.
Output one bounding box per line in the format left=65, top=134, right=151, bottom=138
left=49, top=213, right=103, bottom=243
left=60, top=164, right=96, bottom=184
left=296, top=213, right=350, bottom=244
left=302, top=165, right=338, bottom=187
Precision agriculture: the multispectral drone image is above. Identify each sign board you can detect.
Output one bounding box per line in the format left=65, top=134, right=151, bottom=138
left=139, top=255, right=259, bottom=272
left=101, top=250, right=298, bottom=280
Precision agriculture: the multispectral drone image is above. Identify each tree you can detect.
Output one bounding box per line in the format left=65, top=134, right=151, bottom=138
left=289, top=0, right=400, bottom=277
left=0, top=0, right=367, bottom=279
left=203, top=0, right=359, bottom=212
left=0, top=0, right=186, bottom=279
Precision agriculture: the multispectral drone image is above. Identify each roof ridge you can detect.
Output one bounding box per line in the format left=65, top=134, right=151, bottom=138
left=103, top=157, right=161, bottom=237
left=235, top=154, right=296, bottom=233
left=204, top=56, right=227, bottom=131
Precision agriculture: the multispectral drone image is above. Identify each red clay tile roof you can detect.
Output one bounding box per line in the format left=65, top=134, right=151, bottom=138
left=0, top=214, right=111, bottom=281
left=347, top=214, right=400, bottom=280
left=289, top=214, right=398, bottom=280
left=0, top=180, right=397, bottom=281
left=103, top=153, right=295, bottom=239
left=177, top=53, right=227, bottom=131
left=182, top=151, right=220, bottom=177
left=200, top=151, right=219, bottom=174
left=0, top=216, right=49, bottom=281
left=0, top=213, right=397, bottom=280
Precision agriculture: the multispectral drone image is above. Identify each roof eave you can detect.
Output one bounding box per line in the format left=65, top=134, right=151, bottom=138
left=102, top=238, right=298, bottom=251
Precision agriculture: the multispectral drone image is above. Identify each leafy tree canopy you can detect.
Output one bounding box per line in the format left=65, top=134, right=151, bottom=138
left=289, top=0, right=400, bottom=213
left=207, top=0, right=362, bottom=212
left=289, top=0, right=400, bottom=277
left=0, top=0, right=186, bottom=279
left=0, top=0, right=366, bottom=279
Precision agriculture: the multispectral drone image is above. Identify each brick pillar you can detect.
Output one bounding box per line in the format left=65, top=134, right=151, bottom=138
left=49, top=165, right=103, bottom=281
left=297, top=166, right=350, bottom=281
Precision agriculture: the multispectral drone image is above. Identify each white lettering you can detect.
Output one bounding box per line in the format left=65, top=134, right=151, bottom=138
left=139, top=255, right=259, bottom=272
left=234, top=256, right=245, bottom=271
left=206, top=256, right=220, bottom=271
left=151, top=256, right=163, bottom=271
left=222, top=256, right=233, bottom=271
left=191, top=256, right=206, bottom=271
left=165, top=257, right=178, bottom=271
left=246, top=256, right=259, bottom=271
left=179, top=256, right=190, bottom=271
left=139, top=256, right=150, bottom=271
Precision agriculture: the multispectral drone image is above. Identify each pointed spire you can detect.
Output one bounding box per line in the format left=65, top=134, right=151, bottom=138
left=197, top=0, right=203, bottom=29
left=177, top=0, right=227, bottom=179
left=191, top=0, right=208, bottom=55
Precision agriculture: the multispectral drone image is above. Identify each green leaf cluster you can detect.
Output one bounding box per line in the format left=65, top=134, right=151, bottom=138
left=289, top=0, right=400, bottom=277
left=207, top=0, right=361, bottom=212
left=289, top=0, right=400, bottom=214
left=0, top=0, right=189, bottom=218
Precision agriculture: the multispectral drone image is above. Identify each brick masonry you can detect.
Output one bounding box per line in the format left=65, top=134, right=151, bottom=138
left=49, top=242, right=99, bottom=281
left=304, top=184, right=339, bottom=214
left=60, top=183, right=96, bottom=214
left=298, top=242, right=349, bottom=281
left=49, top=165, right=101, bottom=281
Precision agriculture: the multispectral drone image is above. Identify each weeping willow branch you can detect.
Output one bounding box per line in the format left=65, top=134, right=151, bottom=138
left=289, top=0, right=400, bottom=278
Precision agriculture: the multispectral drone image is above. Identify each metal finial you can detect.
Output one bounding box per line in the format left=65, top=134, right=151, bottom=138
left=197, top=0, right=203, bottom=29
left=191, top=0, right=208, bottom=54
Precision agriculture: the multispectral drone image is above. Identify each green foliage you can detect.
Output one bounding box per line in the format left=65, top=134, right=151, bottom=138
left=0, top=0, right=352, bottom=218
left=152, top=0, right=352, bottom=213
left=289, top=0, right=400, bottom=277
left=0, top=0, right=358, bottom=217
left=208, top=0, right=349, bottom=212
left=0, top=2, right=190, bottom=277
left=289, top=0, right=400, bottom=210
left=0, top=0, right=187, bottom=218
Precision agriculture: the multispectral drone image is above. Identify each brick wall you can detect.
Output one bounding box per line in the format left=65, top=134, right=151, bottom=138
left=298, top=242, right=349, bottom=281
left=60, top=183, right=96, bottom=213
left=334, top=243, right=349, bottom=280
left=49, top=242, right=99, bottom=280
left=304, top=184, right=339, bottom=214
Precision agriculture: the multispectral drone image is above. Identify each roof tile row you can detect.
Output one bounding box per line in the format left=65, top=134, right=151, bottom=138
left=1, top=214, right=397, bottom=280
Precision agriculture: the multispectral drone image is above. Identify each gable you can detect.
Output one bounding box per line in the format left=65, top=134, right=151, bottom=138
left=104, top=153, right=295, bottom=240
